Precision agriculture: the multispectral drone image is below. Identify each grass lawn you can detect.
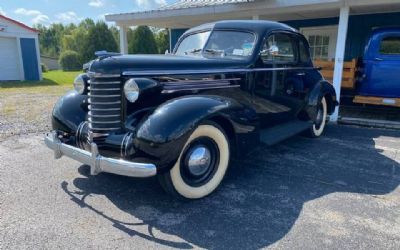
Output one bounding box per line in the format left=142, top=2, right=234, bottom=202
left=0, top=70, right=81, bottom=89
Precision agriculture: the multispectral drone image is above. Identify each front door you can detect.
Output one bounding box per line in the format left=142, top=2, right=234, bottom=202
left=364, top=35, right=400, bottom=97
left=253, top=32, right=305, bottom=128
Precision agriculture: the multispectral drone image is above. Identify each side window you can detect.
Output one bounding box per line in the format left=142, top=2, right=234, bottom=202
left=261, top=33, right=296, bottom=64
left=379, top=36, right=400, bottom=55
left=299, top=39, right=311, bottom=63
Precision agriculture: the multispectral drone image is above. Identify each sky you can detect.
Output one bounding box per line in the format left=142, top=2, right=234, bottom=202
left=0, top=0, right=175, bottom=27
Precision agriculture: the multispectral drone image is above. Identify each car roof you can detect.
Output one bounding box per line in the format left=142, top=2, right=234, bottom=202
left=184, top=20, right=297, bottom=36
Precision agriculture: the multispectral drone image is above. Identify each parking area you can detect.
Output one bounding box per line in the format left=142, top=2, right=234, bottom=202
left=1, top=125, right=399, bottom=249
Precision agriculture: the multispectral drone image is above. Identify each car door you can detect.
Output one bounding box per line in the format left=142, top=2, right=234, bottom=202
left=365, top=34, right=400, bottom=97
left=253, top=32, right=305, bottom=128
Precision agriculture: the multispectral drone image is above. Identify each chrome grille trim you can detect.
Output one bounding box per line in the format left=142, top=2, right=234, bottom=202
left=88, top=119, right=122, bottom=124
left=90, top=81, right=120, bottom=85
left=88, top=100, right=121, bottom=105
left=88, top=94, right=121, bottom=98
left=88, top=113, right=121, bottom=118
left=88, top=76, right=122, bottom=133
left=88, top=106, right=120, bottom=111
left=89, top=88, right=120, bottom=91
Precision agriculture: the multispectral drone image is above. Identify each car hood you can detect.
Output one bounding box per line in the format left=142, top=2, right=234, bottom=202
left=89, top=54, right=252, bottom=76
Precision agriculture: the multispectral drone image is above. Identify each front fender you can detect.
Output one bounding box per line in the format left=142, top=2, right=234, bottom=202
left=134, top=95, right=240, bottom=172
left=52, top=90, right=88, bottom=134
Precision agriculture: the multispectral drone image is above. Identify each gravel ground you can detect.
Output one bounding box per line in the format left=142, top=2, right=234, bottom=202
left=0, top=86, right=69, bottom=140
left=1, top=125, right=399, bottom=249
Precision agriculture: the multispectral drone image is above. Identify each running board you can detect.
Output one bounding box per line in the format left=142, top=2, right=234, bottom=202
left=260, top=120, right=312, bottom=146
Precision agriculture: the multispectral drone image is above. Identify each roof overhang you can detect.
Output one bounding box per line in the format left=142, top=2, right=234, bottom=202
left=106, top=0, right=400, bottom=28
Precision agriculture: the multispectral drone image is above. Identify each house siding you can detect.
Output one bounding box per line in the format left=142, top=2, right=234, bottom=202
left=170, top=28, right=187, bottom=51
left=283, top=12, right=400, bottom=60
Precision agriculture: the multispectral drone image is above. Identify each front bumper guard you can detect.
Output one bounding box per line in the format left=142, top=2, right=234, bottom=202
left=44, top=132, right=157, bottom=178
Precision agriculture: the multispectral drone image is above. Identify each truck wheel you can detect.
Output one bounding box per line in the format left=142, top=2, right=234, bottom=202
left=158, top=123, right=230, bottom=200
left=306, top=97, right=327, bottom=138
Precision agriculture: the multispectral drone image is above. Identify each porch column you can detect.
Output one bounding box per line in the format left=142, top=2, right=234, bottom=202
left=168, top=28, right=173, bottom=53
left=119, top=25, right=128, bottom=54
left=330, top=5, right=350, bottom=122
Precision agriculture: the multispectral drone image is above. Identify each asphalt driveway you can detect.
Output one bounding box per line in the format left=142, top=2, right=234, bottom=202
left=1, top=125, right=399, bottom=249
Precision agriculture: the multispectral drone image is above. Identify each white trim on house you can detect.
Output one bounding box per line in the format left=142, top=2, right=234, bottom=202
left=331, top=5, right=350, bottom=122
left=119, top=25, right=128, bottom=54
left=16, top=36, right=25, bottom=81
left=34, top=36, right=42, bottom=80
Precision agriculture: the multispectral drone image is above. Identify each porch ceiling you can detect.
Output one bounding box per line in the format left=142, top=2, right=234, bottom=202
left=105, top=0, right=400, bottom=28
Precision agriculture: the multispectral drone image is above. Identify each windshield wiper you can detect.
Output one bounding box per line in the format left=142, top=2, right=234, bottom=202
left=184, top=48, right=202, bottom=55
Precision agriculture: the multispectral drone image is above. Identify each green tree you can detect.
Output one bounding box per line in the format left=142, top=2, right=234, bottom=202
left=128, top=26, right=158, bottom=54
left=81, top=21, right=118, bottom=63
left=59, top=50, right=81, bottom=71
left=79, top=18, right=95, bottom=30
left=155, top=29, right=170, bottom=54
left=35, top=23, right=65, bottom=57
left=61, top=26, right=89, bottom=65
left=109, top=26, right=120, bottom=51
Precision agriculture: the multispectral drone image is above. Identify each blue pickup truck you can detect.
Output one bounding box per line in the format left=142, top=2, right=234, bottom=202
left=355, top=27, right=400, bottom=106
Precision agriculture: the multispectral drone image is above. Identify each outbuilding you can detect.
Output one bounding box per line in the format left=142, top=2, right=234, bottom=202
left=0, top=15, right=42, bottom=81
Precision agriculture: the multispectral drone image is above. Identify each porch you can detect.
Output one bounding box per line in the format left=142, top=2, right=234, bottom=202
left=105, top=0, right=400, bottom=123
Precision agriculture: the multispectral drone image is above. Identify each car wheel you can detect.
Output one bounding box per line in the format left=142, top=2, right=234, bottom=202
left=158, top=123, right=230, bottom=200
left=306, top=96, right=328, bottom=138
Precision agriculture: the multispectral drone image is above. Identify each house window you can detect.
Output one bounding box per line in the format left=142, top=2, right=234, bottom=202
left=308, top=35, right=330, bottom=60
left=301, top=26, right=338, bottom=61
left=380, top=36, right=400, bottom=55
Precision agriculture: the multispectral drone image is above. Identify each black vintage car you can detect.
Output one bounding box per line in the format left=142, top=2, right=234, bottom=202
left=45, top=20, right=338, bottom=199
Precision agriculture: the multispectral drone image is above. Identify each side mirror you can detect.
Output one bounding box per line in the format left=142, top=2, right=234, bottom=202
left=165, top=49, right=170, bottom=55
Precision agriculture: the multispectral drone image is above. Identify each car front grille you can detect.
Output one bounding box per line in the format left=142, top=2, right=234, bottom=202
left=88, top=76, right=123, bottom=133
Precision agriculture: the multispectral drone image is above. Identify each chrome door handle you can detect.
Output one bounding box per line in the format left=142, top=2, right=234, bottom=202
left=296, top=72, right=306, bottom=76
left=374, top=57, right=384, bottom=61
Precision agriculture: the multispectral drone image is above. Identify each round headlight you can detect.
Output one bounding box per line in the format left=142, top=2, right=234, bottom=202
left=124, top=79, right=140, bottom=103
left=73, top=74, right=86, bottom=94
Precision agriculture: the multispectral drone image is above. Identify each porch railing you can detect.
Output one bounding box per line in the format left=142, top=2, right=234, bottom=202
left=313, top=59, right=357, bottom=89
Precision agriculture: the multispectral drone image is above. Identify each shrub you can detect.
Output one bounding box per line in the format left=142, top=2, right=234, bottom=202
left=41, top=63, right=48, bottom=72
left=59, top=50, right=81, bottom=71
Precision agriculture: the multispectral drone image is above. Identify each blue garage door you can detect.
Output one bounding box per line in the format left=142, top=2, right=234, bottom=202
left=20, top=38, right=40, bottom=81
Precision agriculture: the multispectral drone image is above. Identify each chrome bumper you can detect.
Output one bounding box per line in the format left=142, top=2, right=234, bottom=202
left=44, top=132, right=157, bottom=178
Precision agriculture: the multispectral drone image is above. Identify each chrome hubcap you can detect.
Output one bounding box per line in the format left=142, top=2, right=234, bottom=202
left=187, top=146, right=211, bottom=176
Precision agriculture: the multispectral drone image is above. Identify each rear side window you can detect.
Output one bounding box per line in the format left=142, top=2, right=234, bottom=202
left=261, top=33, right=296, bottom=63
left=379, top=36, right=400, bottom=55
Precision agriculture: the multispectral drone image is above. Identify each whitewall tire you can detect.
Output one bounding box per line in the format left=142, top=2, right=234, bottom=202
left=158, top=124, right=230, bottom=199
left=307, top=97, right=328, bottom=138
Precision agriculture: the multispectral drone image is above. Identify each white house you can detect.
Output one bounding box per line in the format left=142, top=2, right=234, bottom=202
left=105, top=0, right=400, bottom=121
left=0, top=15, right=42, bottom=81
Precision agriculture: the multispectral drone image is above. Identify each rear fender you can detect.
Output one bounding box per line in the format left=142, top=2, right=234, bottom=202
left=306, top=80, right=337, bottom=119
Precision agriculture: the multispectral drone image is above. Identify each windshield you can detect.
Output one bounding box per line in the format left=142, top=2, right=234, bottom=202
left=175, top=30, right=256, bottom=60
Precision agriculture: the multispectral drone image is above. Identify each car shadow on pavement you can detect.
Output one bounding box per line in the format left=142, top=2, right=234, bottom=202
left=61, top=125, right=400, bottom=249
